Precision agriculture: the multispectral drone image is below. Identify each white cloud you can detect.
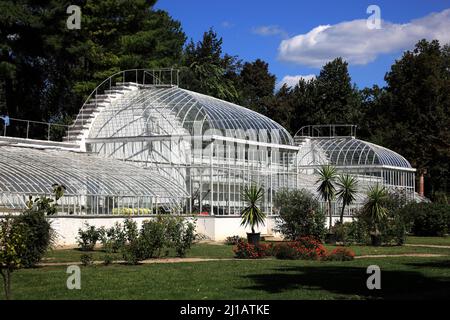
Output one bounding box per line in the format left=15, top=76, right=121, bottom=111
left=278, top=9, right=450, bottom=67
left=221, top=21, right=234, bottom=28
left=277, top=74, right=316, bottom=90
left=252, top=25, right=288, bottom=38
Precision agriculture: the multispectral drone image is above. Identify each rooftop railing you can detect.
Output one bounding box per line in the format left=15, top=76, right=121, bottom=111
left=294, top=124, right=357, bottom=138
left=1, top=117, right=71, bottom=142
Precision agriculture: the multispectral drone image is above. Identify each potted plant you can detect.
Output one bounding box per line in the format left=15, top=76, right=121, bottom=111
left=240, top=185, right=266, bottom=245
left=361, top=184, right=388, bottom=246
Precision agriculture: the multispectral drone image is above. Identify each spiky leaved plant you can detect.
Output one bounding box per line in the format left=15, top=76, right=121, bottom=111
left=240, top=185, right=265, bottom=234
left=316, top=165, right=337, bottom=230
left=336, top=174, right=358, bottom=224
left=362, top=184, right=389, bottom=245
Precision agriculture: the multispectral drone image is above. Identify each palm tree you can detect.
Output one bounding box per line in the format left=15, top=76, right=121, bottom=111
left=316, top=165, right=337, bottom=230
left=240, top=185, right=266, bottom=244
left=362, top=184, right=388, bottom=246
left=336, top=174, right=358, bottom=224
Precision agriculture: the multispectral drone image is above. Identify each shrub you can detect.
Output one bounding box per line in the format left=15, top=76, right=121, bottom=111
left=121, top=215, right=197, bottom=263
left=100, top=223, right=126, bottom=253
left=339, top=220, right=370, bottom=245
left=14, top=209, right=54, bottom=267
left=102, top=254, right=114, bottom=266
left=402, top=202, right=450, bottom=236
left=122, top=240, right=143, bottom=265
left=80, top=253, right=94, bottom=266
left=274, top=189, right=326, bottom=241
left=330, top=222, right=348, bottom=243
left=77, top=224, right=101, bottom=251
left=0, top=217, right=27, bottom=300
left=225, top=235, right=244, bottom=245
left=274, top=237, right=327, bottom=260
left=139, top=218, right=168, bottom=259
left=355, top=190, right=411, bottom=245
left=11, top=194, right=60, bottom=268
left=324, top=247, right=355, bottom=261
left=233, top=239, right=270, bottom=259
left=173, top=219, right=196, bottom=257
left=273, top=243, right=299, bottom=260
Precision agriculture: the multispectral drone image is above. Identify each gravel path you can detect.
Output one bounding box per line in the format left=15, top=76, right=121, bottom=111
left=355, top=253, right=447, bottom=259
left=37, top=253, right=449, bottom=267
left=404, top=244, right=450, bottom=249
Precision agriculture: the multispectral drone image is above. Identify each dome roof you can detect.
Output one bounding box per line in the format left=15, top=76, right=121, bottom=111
left=88, top=86, right=293, bottom=145
left=310, top=137, right=412, bottom=168
left=0, top=145, right=188, bottom=210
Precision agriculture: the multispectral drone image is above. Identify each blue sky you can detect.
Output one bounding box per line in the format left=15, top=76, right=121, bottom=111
left=155, top=0, right=450, bottom=89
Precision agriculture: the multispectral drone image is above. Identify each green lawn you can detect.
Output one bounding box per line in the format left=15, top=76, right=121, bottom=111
left=44, top=244, right=235, bottom=263
left=43, top=242, right=450, bottom=264
left=406, top=236, right=450, bottom=246
left=5, top=240, right=450, bottom=300
left=7, top=256, right=450, bottom=300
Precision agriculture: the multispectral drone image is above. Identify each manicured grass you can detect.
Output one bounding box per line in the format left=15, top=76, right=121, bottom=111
left=406, top=236, right=450, bottom=246
left=186, top=243, right=235, bottom=259
left=324, top=244, right=450, bottom=256
left=7, top=256, right=450, bottom=300
left=44, top=242, right=450, bottom=264
left=44, top=243, right=235, bottom=263
left=44, top=249, right=122, bottom=263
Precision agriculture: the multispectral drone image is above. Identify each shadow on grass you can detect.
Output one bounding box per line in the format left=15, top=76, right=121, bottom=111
left=406, top=259, right=450, bottom=269
left=241, top=264, right=450, bottom=299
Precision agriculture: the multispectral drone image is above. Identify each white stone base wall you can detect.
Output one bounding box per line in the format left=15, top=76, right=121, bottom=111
left=1, top=215, right=356, bottom=247
left=46, top=215, right=282, bottom=246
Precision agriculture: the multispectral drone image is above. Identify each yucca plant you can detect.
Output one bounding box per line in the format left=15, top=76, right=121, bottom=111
left=362, top=184, right=389, bottom=246
left=316, top=165, right=337, bottom=230
left=336, top=174, right=358, bottom=224
left=240, top=185, right=265, bottom=244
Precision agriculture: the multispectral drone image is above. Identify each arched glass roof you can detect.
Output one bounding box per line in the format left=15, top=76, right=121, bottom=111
left=88, top=86, right=293, bottom=145
left=0, top=145, right=188, bottom=209
left=309, top=137, right=412, bottom=168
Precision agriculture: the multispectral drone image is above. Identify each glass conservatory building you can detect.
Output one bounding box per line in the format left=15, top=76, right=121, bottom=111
left=0, top=69, right=416, bottom=220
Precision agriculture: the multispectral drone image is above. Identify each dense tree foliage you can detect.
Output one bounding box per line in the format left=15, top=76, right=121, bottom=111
left=271, top=58, right=362, bottom=134
left=360, top=40, right=450, bottom=196
left=238, top=59, right=275, bottom=114
left=0, top=0, right=186, bottom=122
left=0, top=1, right=448, bottom=197
left=181, top=28, right=240, bottom=102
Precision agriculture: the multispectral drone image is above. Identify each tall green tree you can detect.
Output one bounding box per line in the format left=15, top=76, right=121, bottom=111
left=181, top=28, right=240, bottom=102
left=238, top=59, right=275, bottom=114
left=0, top=0, right=186, bottom=124
left=0, top=0, right=47, bottom=121
left=312, top=58, right=362, bottom=125
left=364, top=40, right=450, bottom=196
left=290, top=77, right=317, bottom=133
left=281, top=57, right=362, bottom=134
left=270, top=84, right=294, bottom=132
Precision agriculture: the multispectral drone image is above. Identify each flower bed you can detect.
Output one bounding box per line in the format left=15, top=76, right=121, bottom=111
left=273, top=237, right=327, bottom=260
left=323, top=247, right=355, bottom=261
left=233, top=240, right=272, bottom=259
left=233, top=236, right=355, bottom=261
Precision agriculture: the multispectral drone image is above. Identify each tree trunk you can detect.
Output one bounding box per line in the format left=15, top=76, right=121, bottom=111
left=251, top=226, right=255, bottom=234
left=7, top=270, right=11, bottom=300
left=370, top=226, right=382, bottom=246
left=1, top=269, right=11, bottom=300
left=328, top=201, right=332, bottom=230
left=340, top=203, right=346, bottom=224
